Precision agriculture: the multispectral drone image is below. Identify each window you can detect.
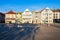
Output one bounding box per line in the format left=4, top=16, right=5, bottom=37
left=43, top=13, right=46, bottom=15
left=56, top=16, right=58, bottom=18
left=59, top=14, right=60, bottom=18
left=56, top=14, right=58, bottom=15
left=46, top=13, right=48, bottom=16
left=46, top=17, right=48, bottom=19
left=10, top=15, right=12, bottom=18
left=35, top=12, right=38, bottom=15
left=46, top=21, right=48, bottom=22
left=49, top=20, right=52, bottom=22
left=46, top=9, right=49, bottom=12
left=54, top=14, right=55, bottom=15
left=25, top=11, right=29, bottom=14
left=35, top=16, right=38, bottom=18
left=54, top=16, right=55, bottom=19
left=49, top=13, right=52, bottom=15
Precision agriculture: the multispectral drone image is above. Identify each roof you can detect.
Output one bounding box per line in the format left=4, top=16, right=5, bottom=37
left=23, top=9, right=32, bottom=14
left=16, top=12, right=22, bottom=14
left=40, top=7, right=51, bottom=13
left=45, top=7, right=50, bottom=9
left=25, top=9, right=30, bottom=12
left=40, top=9, right=44, bottom=13
left=33, top=10, right=39, bottom=12
left=52, top=9, right=60, bottom=12
left=6, top=10, right=15, bottom=14
left=0, top=12, right=5, bottom=16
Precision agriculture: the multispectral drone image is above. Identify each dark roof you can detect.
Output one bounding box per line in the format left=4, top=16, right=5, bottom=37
left=40, top=10, right=43, bottom=13
left=0, top=12, right=3, bottom=14
left=52, top=9, right=60, bottom=12
left=40, top=9, right=45, bottom=13
left=6, top=10, right=15, bottom=14
left=0, top=12, right=5, bottom=16
left=40, top=7, right=50, bottom=13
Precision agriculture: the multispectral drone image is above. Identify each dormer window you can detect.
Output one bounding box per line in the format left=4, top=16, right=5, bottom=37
left=25, top=11, right=29, bottom=14
left=45, top=7, right=49, bottom=12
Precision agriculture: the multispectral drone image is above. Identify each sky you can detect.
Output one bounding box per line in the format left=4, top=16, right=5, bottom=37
left=0, top=0, right=60, bottom=13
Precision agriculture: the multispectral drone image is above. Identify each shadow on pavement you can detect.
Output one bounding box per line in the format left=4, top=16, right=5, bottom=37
left=0, top=23, right=40, bottom=40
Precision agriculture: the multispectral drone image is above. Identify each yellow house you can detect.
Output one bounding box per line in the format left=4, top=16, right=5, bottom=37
left=16, top=12, right=22, bottom=24
left=5, top=10, right=16, bottom=23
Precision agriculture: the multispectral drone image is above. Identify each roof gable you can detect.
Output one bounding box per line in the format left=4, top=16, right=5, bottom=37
left=6, top=10, right=15, bottom=14
left=40, top=7, right=53, bottom=13
left=52, top=9, right=60, bottom=12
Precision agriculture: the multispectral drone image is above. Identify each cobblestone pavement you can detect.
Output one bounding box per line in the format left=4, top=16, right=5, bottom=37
left=0, top=24, right=38, bottom=40
left=0, top=23, right=60, bottom=40
left=35, top=24, right=60, bottom=40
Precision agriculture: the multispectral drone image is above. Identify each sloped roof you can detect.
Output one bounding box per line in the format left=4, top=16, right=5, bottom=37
left=40, top=9, right=44, bottom=13
left=0, top=12, right=5, bottom=16
left=23, top=9, right=32, bottom=14
left=16, top=12, right=22, bottom=14
left=40, top=7, right=52, bottom=13
left=0, top=12, right=3, bottom=14
left=45, top=7, right=50, bottom=9
left=25, top=9, right=30, bottom=12
left=6, top=10, right=15, bottom=14
left=52, top=9, right=60, bottom=12
left=33, top=10, right=39, bottom=12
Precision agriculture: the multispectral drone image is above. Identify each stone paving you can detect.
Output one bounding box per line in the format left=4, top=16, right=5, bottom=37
left=0, top=23, right=60, bottom=40
left=35, top=23, right=60, bottom=40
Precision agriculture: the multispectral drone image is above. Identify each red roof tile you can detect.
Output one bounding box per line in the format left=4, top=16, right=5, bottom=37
left=6, top=10, right=15, bottom=14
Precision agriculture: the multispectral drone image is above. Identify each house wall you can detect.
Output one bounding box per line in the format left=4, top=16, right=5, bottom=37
left=5, top=14, right=16, bottom=23
left=53, top=12, right=60, bottom=19
left=16, top=13, right=22, bottom=24
left=22, top=9, right=32, bottom=23
left=53, top=12, right=60, bottom=23
left=40, top=8, right=53, bottom=24
left=32, top=10, right=40, bottom=24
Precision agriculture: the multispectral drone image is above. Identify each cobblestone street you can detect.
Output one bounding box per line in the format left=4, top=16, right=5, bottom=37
left=0, top=23, right=60, bottom=40
left=35, top=23, right=60, bottom=40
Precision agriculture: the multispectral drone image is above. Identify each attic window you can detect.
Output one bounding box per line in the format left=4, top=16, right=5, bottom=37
left=25, top=11, right=29, bottom=14
left=46, top=9, right=49, bottom=12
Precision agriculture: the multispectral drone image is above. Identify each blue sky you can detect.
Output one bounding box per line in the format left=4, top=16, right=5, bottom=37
left=0, top=0, right=60, bottom=13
